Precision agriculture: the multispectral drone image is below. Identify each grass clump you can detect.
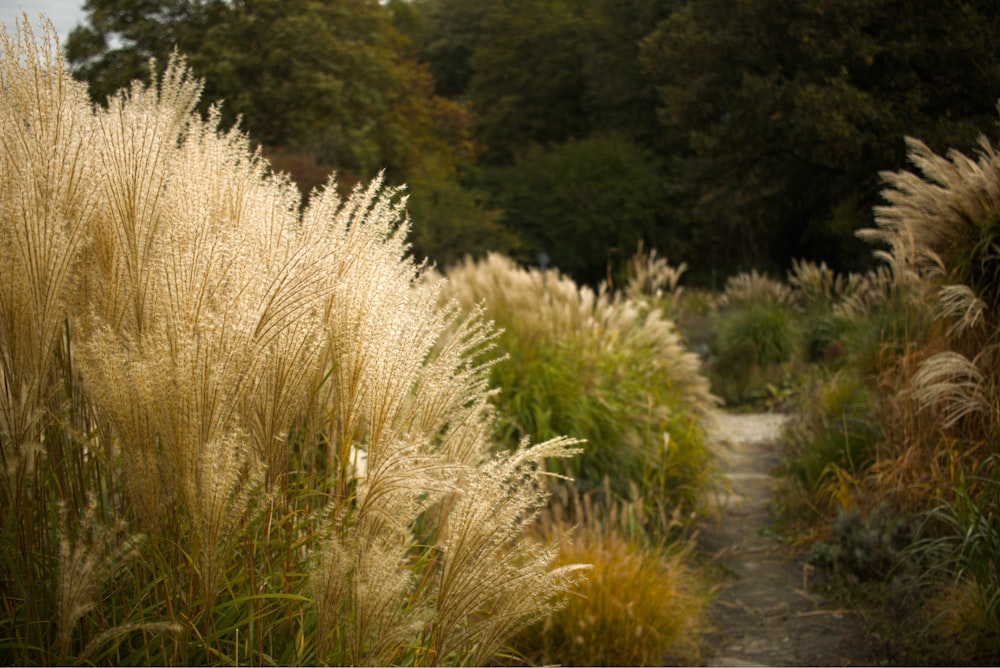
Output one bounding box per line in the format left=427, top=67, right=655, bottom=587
left=0, top=18, right=585, bottom=665
left=706, top=270, right=800, bottom=406
left=770, top=115, right=1000, bottom=663
left=780, top=370, right=881, bottom=517
left=509, top=488, right=712, bottom=667
left=437, top=251, right=719, bottom=533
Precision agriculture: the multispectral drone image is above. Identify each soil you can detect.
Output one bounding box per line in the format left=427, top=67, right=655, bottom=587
left=697, top=412, right=883, bottom=667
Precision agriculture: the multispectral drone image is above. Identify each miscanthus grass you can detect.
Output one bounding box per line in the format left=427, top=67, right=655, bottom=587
left=436, top=252, right=718, bottom=535
left=774, top=114, right=1000, bottom=662
left=0, top=17, right=584, bottom=665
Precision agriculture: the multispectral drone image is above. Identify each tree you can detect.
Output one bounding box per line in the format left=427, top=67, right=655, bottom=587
left=468, top=0, right=590, bottom=164
left=462, top=0, right=677, bottom=164
left=574, top=0, right=677, bottom=151
left=409, top=0, right=500, bottom=99
left=485, top=134, right=669, bottom=286
left=68, top=0, right=473, bottom=179
left=641, top=0, right=1000, bottom=275
left=65, top=0, right=226, bottom=103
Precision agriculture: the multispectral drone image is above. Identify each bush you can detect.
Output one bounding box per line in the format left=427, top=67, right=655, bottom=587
left=781, top=370, right=880, bottom=511
left=711, top=302, right=799, bottom=406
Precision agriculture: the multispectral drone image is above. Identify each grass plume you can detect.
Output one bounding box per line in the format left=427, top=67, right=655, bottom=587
left=0, top=16, right=586, bottom=665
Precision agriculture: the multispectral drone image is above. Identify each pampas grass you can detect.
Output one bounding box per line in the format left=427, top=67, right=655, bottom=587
left=0, top=16, right=584, bottom=665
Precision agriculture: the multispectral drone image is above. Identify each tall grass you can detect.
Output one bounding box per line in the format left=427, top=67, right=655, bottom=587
left=0, top=18, right=585, bottom=665
left=436, top=252, right=718, bottom=531
left=509, top=486, right=712, bottom=667
left=771, top=118, right=1000, bottom=662
left=848, top=129, right=1000, bottom=661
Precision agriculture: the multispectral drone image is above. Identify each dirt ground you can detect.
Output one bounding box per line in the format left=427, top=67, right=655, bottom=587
left=697, top=412, right=885, bottom=667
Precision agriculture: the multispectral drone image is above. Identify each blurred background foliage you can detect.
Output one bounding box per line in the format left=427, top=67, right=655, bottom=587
left=65, top=0, right=1000, bottom=286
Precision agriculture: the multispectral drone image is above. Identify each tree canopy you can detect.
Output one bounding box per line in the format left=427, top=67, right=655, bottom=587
left=65, top=0, right=1000, bottom=284
left=641, top=0, right=1000, bottom=274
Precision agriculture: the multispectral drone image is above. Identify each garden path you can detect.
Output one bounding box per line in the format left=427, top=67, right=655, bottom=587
left=697, top=412, right=880, bottom=667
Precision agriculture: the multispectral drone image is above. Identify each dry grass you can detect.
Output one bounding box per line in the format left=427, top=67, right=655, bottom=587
left=0, top=17, right=587, bottom=665
left=510, top=489, right=711, bottom=666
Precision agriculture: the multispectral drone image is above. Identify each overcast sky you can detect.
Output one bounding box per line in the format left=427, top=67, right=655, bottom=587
left=0, top=0, right=87, bottom=43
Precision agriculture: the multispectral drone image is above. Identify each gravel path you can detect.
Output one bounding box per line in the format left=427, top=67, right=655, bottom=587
left=697, top=412, right=879, bottom=667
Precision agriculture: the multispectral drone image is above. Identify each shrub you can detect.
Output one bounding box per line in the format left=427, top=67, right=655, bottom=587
left=0, top=18, right=584, bottom=665
left=711, top=304, right=799, bottom=406
left=807, top=502, right=919, bottom=584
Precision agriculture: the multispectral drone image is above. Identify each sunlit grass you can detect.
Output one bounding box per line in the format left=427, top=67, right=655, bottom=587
left=0, top=18, right=584, bottom=665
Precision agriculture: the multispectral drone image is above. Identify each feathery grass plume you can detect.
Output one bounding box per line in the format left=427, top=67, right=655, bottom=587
left=936, top=284, right=987, bottom=337
left=787, top=259, right=847, bottom=308
left=3, top=16, right=589, bottom=664
left=75, top=56, right=324, bottom=604
left=911, top=351, right=989, bottom=430
left=441, top=253, right=718, bottom=423
left=55, top=496, right=145, bottom=659
left=717, top=269, right=793, bottom=308
left=859, top=130, right=1000, bottom=434
left=0, top=16, right=99, bottom=492
left=832, top=265, right=896, bottom=320
left=429, top=437, right=586, bottom=665
left=311, top=445, right=456, bottom=665
left=626, top=241, right=687, bottom=314
left=863, top=135, right=1000, bottom=303
left=438, top=253, right=718, bottom=523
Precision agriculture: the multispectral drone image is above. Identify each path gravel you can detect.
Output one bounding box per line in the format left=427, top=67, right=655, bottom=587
left=697, top=412, right=879, bottom=667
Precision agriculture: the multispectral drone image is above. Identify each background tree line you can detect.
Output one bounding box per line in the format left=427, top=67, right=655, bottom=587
left=67, top=0, right=1000, bottom=286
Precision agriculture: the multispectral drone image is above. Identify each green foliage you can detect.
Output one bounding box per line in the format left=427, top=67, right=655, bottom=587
left=717, top=303, right=797, bottom=368
left=439, top=254, right=718, bottom=532
left=640, top=0, right=1000, bottom=275
left=66, top=0, right=228, bottom=102
left=711, top=299, right=799, bottom=406
left=405, top=169, right=520, bottom=269
left=918, top=473, right=1000, bottom=661
left=68, top=0, right=492, bottom=271
left=782, top=371, right=880, bottom=503
left=409, top=0, right=500, bottom=98
left=807, top=502, right=919, bottom=583
left=468, top=0, right=588, bottom=164
left=465, top=0, right=673, bottom=164
left=484, top=134, right=669, bottom=286
left=66, top=0, right=1000, bottom=284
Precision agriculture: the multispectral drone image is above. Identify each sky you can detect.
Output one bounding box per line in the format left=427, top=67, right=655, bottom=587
left=0, top=0, right=87, bottom=43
